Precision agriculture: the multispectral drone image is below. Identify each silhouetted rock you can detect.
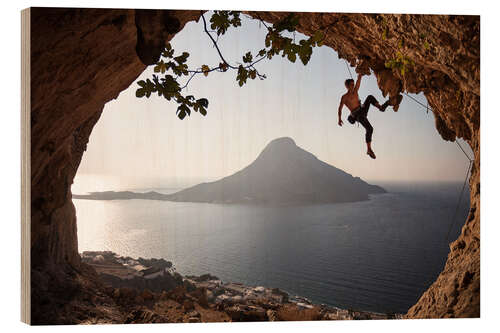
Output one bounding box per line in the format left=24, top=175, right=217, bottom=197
left=166, top=137, right=386, bottom=204
left=74, top=137, right=385, bottom=204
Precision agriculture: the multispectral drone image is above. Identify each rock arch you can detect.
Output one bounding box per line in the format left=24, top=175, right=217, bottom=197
left=29, top=8, right=479, bottom=322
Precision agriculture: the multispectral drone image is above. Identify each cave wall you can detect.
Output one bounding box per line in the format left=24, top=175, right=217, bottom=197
left=251, top=12, right=480, bottom=318
left=29, top=9, right=201, bottom=322
left=30, top=8, right=199, bottom=268
left=29, top=8, right=479, bottom=319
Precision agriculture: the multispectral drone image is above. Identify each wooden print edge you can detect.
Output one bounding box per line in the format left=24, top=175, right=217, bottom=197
left=21, top=7, right=31, bottom=325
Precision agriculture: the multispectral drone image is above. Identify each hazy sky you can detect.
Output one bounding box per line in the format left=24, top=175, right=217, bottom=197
left=73, top=13, right=473, bottom=193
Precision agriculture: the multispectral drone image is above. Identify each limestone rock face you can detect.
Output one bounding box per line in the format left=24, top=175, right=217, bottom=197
left=29, top=8, right=200, bottom=324
left=29, top=8, right=479, bottom=322
left=249, top=12, right=480, bottom=318
left=31, top=7, right=200, bottom=269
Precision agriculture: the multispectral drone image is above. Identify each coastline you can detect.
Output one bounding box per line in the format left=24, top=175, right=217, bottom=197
left=81, top=251, right=402, bottom=323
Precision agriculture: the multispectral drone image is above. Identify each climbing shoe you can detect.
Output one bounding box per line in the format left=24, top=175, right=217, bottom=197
left=392, top=94, right=404, bottom=112
left=379, top=101, right=390, bottom=112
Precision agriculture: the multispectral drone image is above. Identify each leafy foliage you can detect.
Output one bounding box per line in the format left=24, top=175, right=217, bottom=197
left=385, top=50, right=415, bottom=76
left=264, top=21, right=323, bottom=65
left=136, top=43, right=209, bottom=119
left=380, top=16, right=389, bottom=41
left=380, top=17, right=427, bottom=75
left=419, top=32, right=431, bottom=51
left=209, top=11, right=242, bottom=35
left=135, top=11, right=324, bottom=119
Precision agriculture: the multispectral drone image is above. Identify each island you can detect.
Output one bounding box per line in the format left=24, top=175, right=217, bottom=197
left=73, top=137, right=386, bottom=204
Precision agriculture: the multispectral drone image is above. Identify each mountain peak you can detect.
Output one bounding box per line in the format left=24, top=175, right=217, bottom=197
left=266, top=137, right=296, bottom=147
left=257, top=137, right=300, bottom=161
left=164, top=137, right=386, bottom=204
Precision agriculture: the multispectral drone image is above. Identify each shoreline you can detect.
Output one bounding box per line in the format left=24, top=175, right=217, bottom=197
left=82, top=250, right=403, bottom=322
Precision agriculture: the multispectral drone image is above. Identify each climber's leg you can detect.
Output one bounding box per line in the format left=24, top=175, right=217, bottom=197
left=358, top=115, right=376, bottom=159
left=367, top=142, right=376, bottom=159
left=363, top=94, right=389, bottom=112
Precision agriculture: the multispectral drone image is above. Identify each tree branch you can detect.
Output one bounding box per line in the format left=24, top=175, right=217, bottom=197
left=201, top=12, right=237, bottom=69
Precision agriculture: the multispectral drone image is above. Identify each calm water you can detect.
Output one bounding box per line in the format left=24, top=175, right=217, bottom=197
left=75, top=182, right=469, bottom=314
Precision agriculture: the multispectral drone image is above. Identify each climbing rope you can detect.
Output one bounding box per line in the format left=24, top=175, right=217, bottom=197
left=344, top=61, right=359, bottom=127
left=393, top=88, right=474, bottom=242
left=402, top=92, right=431, bottom=110
left=445, top=159, right=473, bottom=242
left=344, top=60, right=354, bottom=80
left=455, top=140, right=474, bottom=161
left=342, top=59, right=474, bottom=243
left=397, top=92, right=474, bottom=163
left=398, top=94, right=474, bottom=242
left=396, top=88, right=474, bottom=242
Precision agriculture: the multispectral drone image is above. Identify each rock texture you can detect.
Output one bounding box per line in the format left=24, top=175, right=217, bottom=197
left=29, top=8, right=201, bottom=324
left=29, top=8, right=479, bottom=323
left=249, top=12, right=480, bottom=318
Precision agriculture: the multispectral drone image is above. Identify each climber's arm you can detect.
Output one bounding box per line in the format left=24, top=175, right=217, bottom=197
left=354, top=73, right=362, bottom=92
left=338, top=96, right=344, bottom=126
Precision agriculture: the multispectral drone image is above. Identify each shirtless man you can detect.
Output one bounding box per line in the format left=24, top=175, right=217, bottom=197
left=338, top=73, right=390, bottom=159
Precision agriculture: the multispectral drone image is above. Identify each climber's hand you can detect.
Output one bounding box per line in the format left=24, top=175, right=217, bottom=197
left=338, top=119, right=343, bottom=127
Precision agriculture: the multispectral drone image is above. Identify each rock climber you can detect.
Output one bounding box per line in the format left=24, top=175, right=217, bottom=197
left=337, top=72, right=400, bottom=159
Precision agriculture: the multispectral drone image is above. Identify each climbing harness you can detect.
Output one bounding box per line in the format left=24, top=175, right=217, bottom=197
left=343, top=59, right=474, bottom=243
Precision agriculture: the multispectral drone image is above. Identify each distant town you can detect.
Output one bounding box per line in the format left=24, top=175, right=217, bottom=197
left=81, top=251, right=402, bottom=322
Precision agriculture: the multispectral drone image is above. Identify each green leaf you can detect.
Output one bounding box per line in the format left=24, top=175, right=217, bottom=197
left=312, top=31, right=323, bottom=45
left=274, top=13, right=299, bottom=33
left=243, top=51, right=253, bottom=63
left=197, top=98, right=209, bottom=108
left=236, top=65, right=248, bottom=87
left=177, top=104, right=190, bottom=120
left=161, top=47, right=174, bottom=58
left=219, top=62, right=228, bottom=72
left=201, top=64, right=210, bottom=77
left=174, top=52, right=189, bottom=64
left=161, top=75, right=181, bottom=94
left=298, top=44, right=313, bottom=65
left=209, top=11, right=241, bottom=36
left=136, top=88, right=146, bottom=98
left=154, top=60, right=167, bottom=74
left=265, top=35, right=271, bottom=48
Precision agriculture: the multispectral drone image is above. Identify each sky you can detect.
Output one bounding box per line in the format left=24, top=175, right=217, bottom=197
left=73, top=12, right=473, bottom=193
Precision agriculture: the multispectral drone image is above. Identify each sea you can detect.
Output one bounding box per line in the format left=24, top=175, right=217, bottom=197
left=74, top=181, right=470, bottom=314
